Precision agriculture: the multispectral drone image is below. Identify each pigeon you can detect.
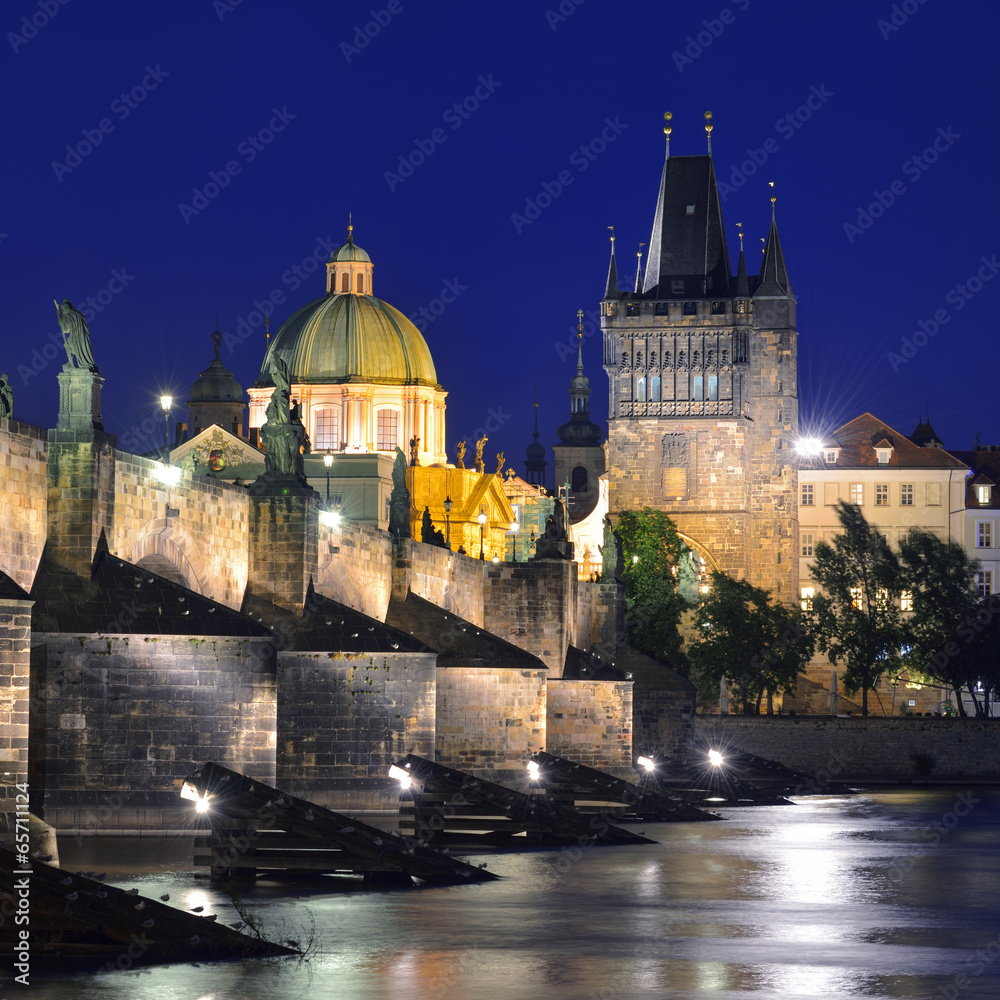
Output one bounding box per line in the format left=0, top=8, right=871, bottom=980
left=142, top=919, right=154, bottom=928
left=59, top=876, right=73, bottom=886
left=160, top=894, right=170, bottom=901
left=65, top=892, right=79, bottom=901
left=96, top=890, right=108, bottom=899
left=190, top=905, right=204, bottom=913
left=188, top=936, right=200, bottom=945
left=204, top=914, right=218, bottom=922
left=125, top=888, right=139, bottom=895
left=94, top=873, right=106, bottom=881
left=134, top=901, right=145, bottom=911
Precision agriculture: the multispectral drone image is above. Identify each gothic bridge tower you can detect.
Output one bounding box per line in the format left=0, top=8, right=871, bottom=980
left=601, top=112, right=798, bottom=601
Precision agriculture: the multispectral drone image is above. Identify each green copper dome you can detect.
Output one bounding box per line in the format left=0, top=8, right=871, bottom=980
left=257, top=293, right=439, bottom=387
left=327, top=240, right=371, bottom=263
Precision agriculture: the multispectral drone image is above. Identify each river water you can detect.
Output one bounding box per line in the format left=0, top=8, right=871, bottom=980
left=28, top=789, right=1000, bottom=999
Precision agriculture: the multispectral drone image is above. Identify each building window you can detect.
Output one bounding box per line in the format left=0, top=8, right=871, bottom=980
left=977, top=521, right=993, bottom=548
left=693, top=375, right=704, bottom=401
left=801, top=533, right=814, bottom=557
left=650, top=376, right=661, bottom=402
left=800, top=586, right=814, bottom=611
left=572, top=465, right=589, bottom=493
left=900, top=590, right=913, bottom=611
left=876, top=448, right=891, bottom=464
left=977, top=571, right=992, bottom=597
left=683, top=301, right=697, bottom=315
left=341, top=273, right=350, bottom=292
left=875, top=588, right=890, bottom=611
left=625, top=303, right=640, bottom=317
left=801, top=483, right=814, bottom=506
left=850, top=587, right=863, bottom=610
left=850, top=483, right=863, bottom=505
left=875, top=484, right=889, bottom=506
left=356, top=273, right=365, bottom=293
left=824, top=449, right=838, bottom=463
left=636, top=377, right=646, bottom=402
left=376, top=409, right=398, bottom=451
left=314, top=409, right=339, bottom=451
left=900, top=484, right=914, bottom=506
left=708, top=375, right=718, bottom=401
left=978, top=484, right=992, bottom=504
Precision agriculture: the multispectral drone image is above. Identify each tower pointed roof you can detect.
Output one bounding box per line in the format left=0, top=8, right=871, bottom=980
left=642, top=153, right=732, bottom=298
left=734, top=223, right=749, bottom=296
left=755, top=199, right=792, bottom=297
left=556, top=312, right=602, bottom=448
left=603, top=230, right=619, bottom=299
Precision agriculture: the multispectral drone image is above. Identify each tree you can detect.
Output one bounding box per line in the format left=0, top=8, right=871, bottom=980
left=615, top=508, right=690, bottom=668
left=689, top=571, right=814, bottom=714
left=808, top=501, right=904, bottom=716
left=899, top=529, right=1000, bottom=716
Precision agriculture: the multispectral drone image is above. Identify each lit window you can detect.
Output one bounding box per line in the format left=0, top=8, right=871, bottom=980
left=341, top=273, right=349, bottom=292
left=686, top=204, right=696, bottom=214
left=376, top=409, right=398, bottom=451
left=849, top=587, right=862, bottom=610
left=824, top=449, right=838, bottom=463
left=800, top=586, right=814, bottom=611
left=977, top=571, right=992, bottom=597
left=900, top=590, right=913, bottom=611
left=850, top=483, right=863, bottom=505
left=876, top=588, right=889, bottom=611
left=693, top=375, right=704, bottom=401
left=900, top=484, right=914, bottom=506
left=356, top=273, right=364, bottom=293
left=650, top=376, right=661, bottom=401
left=977, top=521, right=993, bottom=548
left=314, top=409, right=339, bottom=451
left=978, top=485, right=992, bottom=504
left=875, top=484, right=889, bottom=506
left=801, top=533, right=814, bottom=557
left=876, top=448, right=891, bottom=464
left=637, top=377, right=646, bottom=402
left=708, top=375, right=718, bottom=401
left=800, top=483, right=814, bottom=506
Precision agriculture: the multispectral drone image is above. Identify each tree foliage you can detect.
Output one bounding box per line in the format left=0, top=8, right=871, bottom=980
left=689, top=571, right=814, bottom=714
left=899, top=529, right=1000, bottom=716
left=616, top=508, right=690, bottom=668
left=808, top=501, right=904, bottom=716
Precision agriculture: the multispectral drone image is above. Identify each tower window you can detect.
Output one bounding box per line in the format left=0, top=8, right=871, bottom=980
left=650, top=376, right=661, bottom=402
left=314, top=409, right=340, bottom=451
left=625, top=303, right=640, bottom=317
left=683, top=301, right=697, bottom=316
left=686, top=204, right=696, bottom=214
left=636, top=377, right=646, bottom=402
left=692, top=375, right=704, bottom=401
left=356, top=273, right=365, bottom=293
left=708, top=375, right=718, bottom=401
left=341, top=273, right=350, bottom=292
left=711, top=300, right=726, bottom=315
left=376, top=409, right=398, bottom=451
left=572, top=466, right=589, bottom=493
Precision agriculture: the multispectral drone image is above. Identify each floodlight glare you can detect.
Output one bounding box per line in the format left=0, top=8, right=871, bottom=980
left=636, top=755, right=655, bottom=772
left=708, top=749, right=724, bottom=767
left=795, top=437, right=823, bottom=457
left=526, top=759, right=540, bottom=780
left=388, top=763, right=412, bottom=788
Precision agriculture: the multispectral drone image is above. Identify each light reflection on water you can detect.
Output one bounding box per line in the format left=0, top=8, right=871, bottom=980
left=28, top=789, right=1000, bottom=999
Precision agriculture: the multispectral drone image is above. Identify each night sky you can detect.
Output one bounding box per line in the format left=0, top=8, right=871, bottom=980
left=5, top=0, right=999, bottom=475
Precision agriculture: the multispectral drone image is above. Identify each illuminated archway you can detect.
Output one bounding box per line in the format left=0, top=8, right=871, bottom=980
left=131, top=520, right=207, bottom=596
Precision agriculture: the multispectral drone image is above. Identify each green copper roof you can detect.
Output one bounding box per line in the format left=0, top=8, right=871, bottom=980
left=327, top=241, right=372, bottom=263
left=258, top=293, right=439, bottom=386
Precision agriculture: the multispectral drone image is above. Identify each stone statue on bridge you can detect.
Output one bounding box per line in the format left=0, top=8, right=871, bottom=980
left=0, top=373, right=12, bottom=419
left=55, top=299, right=98, bottom=372
left=389, top=445, right=411, bottom=538
left=261, top=355, right=302, bottom=477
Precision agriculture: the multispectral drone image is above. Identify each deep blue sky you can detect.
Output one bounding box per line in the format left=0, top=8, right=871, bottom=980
left=4, top=0, right=999, bottom=474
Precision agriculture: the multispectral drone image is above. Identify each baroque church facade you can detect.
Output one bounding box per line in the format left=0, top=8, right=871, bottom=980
left=601, top=117, right=799, bottom=601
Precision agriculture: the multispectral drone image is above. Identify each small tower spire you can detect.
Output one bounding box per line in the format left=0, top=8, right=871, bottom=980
left=264, top=306, right=270, bottom=345
left=524, top=385, right=547, bottom=486
left=575, top=308, right=585, bottom=375
left=735, top=223, right=748, bottom=297
left=634, top=243, right=646, bottom=294
left=704, top=110, right=713, bottom=155
left=756, top=183, right=792, bottom=297
left=663, top=111, right=672, bottom=159
left=604, top=226, right=619, bottom=298
left=346, top=212, right=354, bottom=245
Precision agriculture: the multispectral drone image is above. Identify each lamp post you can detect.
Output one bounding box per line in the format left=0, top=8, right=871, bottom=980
left=478, top=506, right=487, bottom=561
left=160, top=395, right=172, bottom=463
left=444, top=495, right=453, bottom=549
left=324, top=453, right=333, bottom=507
left=511, top=519, right=519, bottom=562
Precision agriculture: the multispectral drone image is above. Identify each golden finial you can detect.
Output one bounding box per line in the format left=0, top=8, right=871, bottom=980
left=663, top=111, right=672, bottom=155
left=347, top=211, right=354, bottom=243
left=607, top=224, right=615, bottom=245
left=768, top=180, right=777, bottom=208
left=736, top=222, right=744, bottom=252
left=576, top=308, right=584, bottom=342
left=704, top=110, right=713, bottom=153
left=264, top=306, right=270, bottom=343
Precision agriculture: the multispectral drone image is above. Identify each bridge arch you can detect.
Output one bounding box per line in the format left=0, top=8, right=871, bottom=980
left=131, top=520, right=208, bottom=597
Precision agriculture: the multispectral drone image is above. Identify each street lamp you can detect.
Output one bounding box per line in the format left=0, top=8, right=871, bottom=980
left=443, top=495, right=453, bottom=549
left=478, top=506, right=487, bottom=561
left=511, top=519, right=519, bottom=562
left=160, top=395, right=172, bottom=462
left=324, top=453, right=333, bottom=507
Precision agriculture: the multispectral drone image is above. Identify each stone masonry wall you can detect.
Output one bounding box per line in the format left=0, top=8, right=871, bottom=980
left=692, top=716, right=1000, bottom=784
left=546, top=679, right=632, bottom=769
left=275, top=650, right=436, bottom=810
left=483, top=560, right=577, bottom=677
left=113, top=453, right=250, bottom=609
left=392, top=538, right=485, bottom=626
left=435, top=667, right=545, bottom=769
left=0, top=420, right=47, bottom=591
left=316, top=519, right=393, bottom=620
left=0, top=598, right=32, bottom=831
left=29, top=635, right=277, bottom=832
left=248, top=486, right=318, bottom=613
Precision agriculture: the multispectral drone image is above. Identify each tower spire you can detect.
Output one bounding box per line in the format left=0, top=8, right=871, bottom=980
left=704, top=110, right=713, bottom=155
left=756, top=183, right=792, bottom=297
left=347, top=212, right=353, bottom=244
left=575, top=309, right=585, bottom=375
left=634, top=243, right=645, bottom=294
left=735, top=223, right=748, bottom=296
left=663, top=110, right=672, bottom=159
left=604, top=226, right=618, bottom=298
